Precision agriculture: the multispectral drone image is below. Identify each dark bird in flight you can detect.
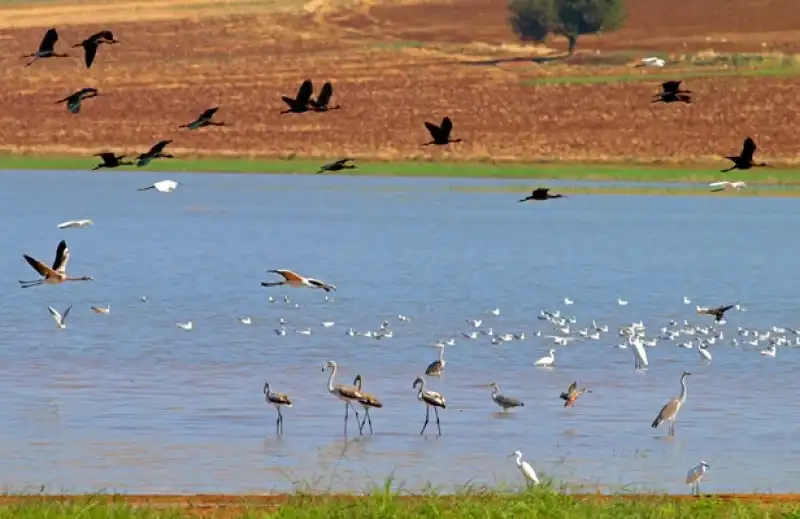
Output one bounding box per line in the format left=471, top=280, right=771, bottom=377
left=317, top=158, right=356, bottom=174
left=55, top=88, right=99, bottom=114
left=22, top=28, right=70, bottom=67
left=559, top=382, right=591, bottom=408
left=72, top=30, right=120, bottom=69
left=136, top=139, right=174, bottom=167
left=422, top=117, right=462, bottom=146
left=697, top=303, right=736, bottom=322
left=651, top=80, right=692, bottom=104
left=721, top=137, right=768, bottom=172
left=179, top=107, right=226, bottom=130
left=309, top=82, right=341, bottom=112
left=92, top=152, right=133, bottom=170
left=281, top=79, right=314, bottom=114
left=518, top=188, right=564, bottom=202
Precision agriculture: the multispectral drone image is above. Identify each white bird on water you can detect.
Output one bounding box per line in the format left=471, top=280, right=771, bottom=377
left=176, top=321, right=193, bottom=331
left=630, top=336, right=649, bottom=370
left=618, top=299, right=628, bottom=306
left=534, top=349, right=556, bottom=368
left=509, top=450, right=539, bottom=486
left=698, top=344, right=712, bottom=362
left=563, top=297, right=574, bottom=305
left=683, top=296, right=691, bottom=305
left=760, top=345, right=777, bottom=358
left=239, top=317, right=251, bottom=325
left=57, top=219, right=92, bottom=229
left=686, top=461, right=710, bottom=496
left=138, top=180, right=178, bottom=192
left=48, top=304, right=72, bottom=329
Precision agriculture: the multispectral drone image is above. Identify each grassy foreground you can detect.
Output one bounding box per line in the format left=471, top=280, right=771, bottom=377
left=0, top=491, right=799, bottom=518
left=2, top=154, right=800, bottom=185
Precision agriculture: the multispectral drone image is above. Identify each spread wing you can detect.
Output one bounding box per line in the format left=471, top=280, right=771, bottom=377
left=269, top=269, right=302, bottom=282
left=533, top=187, right=549, bottom=197
left=48, top=306, right=62, bottom=323
left=62, top=305, right=72, bottom=321
left=440, top=117, right=453, bottom=139
left=314, top=82, right=332, bottom=107
left=741, top=137, right=756, bottom=161
left=661, top=80, right=680, bottom=94
left=199, top=107, right=218, bottom=121
left=89, top=30, right=114, bottom=42
left=40, top=28, right=58, bottom=53
left=148, top=140, right=172, bottom=155
left=52, top=240, right=69, bottom=273
left=296, top=80, right=313, bottom=106
left=24, top=254, right=53, bottom=277
left=424, top=121, right=441, bottom=140
left=94, top=152, right=115, bottom=163
left=84, top=43, right=98, bottom=68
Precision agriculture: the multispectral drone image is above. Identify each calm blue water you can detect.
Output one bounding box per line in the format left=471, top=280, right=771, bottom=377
left=0, top=169, right=798, bottom=495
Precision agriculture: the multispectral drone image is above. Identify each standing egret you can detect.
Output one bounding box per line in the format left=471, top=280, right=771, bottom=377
left=534, top=349, right=555, bottom=367
left=263, top=382, right=292, bottom=435
left=489, top=382, right=524, bottom=412
left=509, top=450, right=539, bottom=486
left=425, top=343, right=446, bottom=376
left=353, top=374, right=383, bottom=435
left=686, top=461, right=710, bottom=496
left=412, top=376, right=446, bottom=436
left=651, top=371, right=691, bottom=437
left=631, top=336, right=649, bottom=370
left=321, top=360, right=364, bottom=436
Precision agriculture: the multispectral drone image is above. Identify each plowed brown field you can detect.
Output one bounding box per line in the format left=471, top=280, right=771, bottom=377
left=0, top=0, right=798, bottom=165
left=1, top=493, right=800, bottom=517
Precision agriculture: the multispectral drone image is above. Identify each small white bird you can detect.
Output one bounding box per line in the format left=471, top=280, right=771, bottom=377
left=275, top=326, right=287, bottom=336
left=618, top=299, right=628, bottom=306
left=534, top=349, right=556, bottom=367
left=91, top=305, right=110, bottom=314
left=686, top=461, right=710, bottom=496
left=48, top=304, right=72, bottom=329
left=509, top=450, right=539, bottom=485
left=296, top=328, right=312, bottom=335
left=698, top=345, right=712, bottom=362
left=322, top=321, right=335, bottom=328
left=760, top=345, right=777, bottom=358
left=683, top=296, right=691, bottom=305
left=563, top=298, right=574, bottom=305
left=239, top=317, right=252, bottom=325
left=709, top=180, right=747, bottom=192
left=139, top=180, right=178, bottom=193
left=489, top=308, right=500, bottom=316
left=636, top=56, right=666, bottom=67
left=176, top=321, right=193, bottom=331
left=466, top=319, right=482, bottom=328
left=57, top=219, right=93, bottom=229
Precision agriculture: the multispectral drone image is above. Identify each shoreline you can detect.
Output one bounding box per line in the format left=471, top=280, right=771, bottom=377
left=2, top=154, right=800, bottom=185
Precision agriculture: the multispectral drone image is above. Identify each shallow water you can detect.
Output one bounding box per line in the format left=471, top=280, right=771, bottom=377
left=0, top=169, right=798, bottom=495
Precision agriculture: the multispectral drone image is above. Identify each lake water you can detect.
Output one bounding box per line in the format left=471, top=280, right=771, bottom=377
left=0, top=169, right=798, bottom=495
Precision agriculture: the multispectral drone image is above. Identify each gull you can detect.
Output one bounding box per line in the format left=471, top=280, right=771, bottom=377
left=48, top=305, right=72, bottom=329
left=709, top=180, right=747, bottom=192
left=91, top=305, right=110, bottom=314
left=489, top=308, right=500, bottom=316
left=239, top=317, right=251, bottom=325
left=138, top=180, right=178, bottom=192
left=760, top=345, right=776, bottom=357
left=618, top=299, right=628, bottom=306
left=275, top=326, right=286, bottom=336
left=346, top=328, right=356, bottom=336
left=466, top=319, right=482, bottom=328
left=547, top=335, right=577, bottom=346
left=176, top=321, right=192, bottom=331
left=261, top=269, right=336, bottom=292
left=57, top=220, right=92, bottom=229
left=698, top=344, right=712, bottom=362
left=462, top=331, right=479, bottom=339
left=322, top=321, right=335, bottom=328
left=534, top=349, right=556, bottom=367
left=683, top=296, right=691, bottom=305
left=296, top=328, right=312, bottom=335
left=268, top=296, right=275, bottom=303
left=564, top=298, right=574, bottom=305
left=397, top=314, right=412, bottom=322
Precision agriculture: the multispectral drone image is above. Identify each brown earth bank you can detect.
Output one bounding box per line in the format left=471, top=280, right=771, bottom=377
left=0, top=0, right=797, bottom=166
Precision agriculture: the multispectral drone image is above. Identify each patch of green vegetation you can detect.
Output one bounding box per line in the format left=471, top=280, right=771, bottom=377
left=523, top=66, right=800, bottom=86
left=2, top=153, right=800, bottom=185
left=0, top=490, right=798, bottom=518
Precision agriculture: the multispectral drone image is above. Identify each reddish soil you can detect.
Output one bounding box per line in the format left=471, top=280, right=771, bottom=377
left=0, top=0, right=797, bottom=165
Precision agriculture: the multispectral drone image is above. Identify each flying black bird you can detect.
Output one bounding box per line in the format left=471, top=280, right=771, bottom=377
left=179, top=107, right=226, bottom=130
left=92, top=152, right=133, bottom=170
left=651, top=80, right=692, bottom=104
left=518, top=188, right=564, bottom=202
left=697, top=304, right=736, bottom=322
left=309, top=82, right=341, bottom=112
left=72, top=30, right=120, bottom=69
left=421, top=117, right=462, bottom=146
left=317, top=158, right=356, bottom=174
left=281, top=79, right=314, bottom=114
left=22, top=28, right=70, bottom=67
left=721, top=137, right=768, bottom=172
left=55, top=88, right=99, bottom=114
left=136, top=139, right=174, bottom=168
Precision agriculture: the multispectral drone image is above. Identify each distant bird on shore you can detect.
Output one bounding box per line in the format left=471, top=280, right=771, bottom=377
left=92, top=152, right=132, bottom=170
left=57, top=219, right=92, bottom=229
left=509, top=450, right=539, bottom=486
left=72, top=30, right=120, bottom=68
left=179, top=107, right=226, bottom=130
left=518, top=188, right=564, bottom=202
left=697, top=303, right=736, bottom=322
left=652, top=80, right=691, bottom=104
left=138, top=180, right=178, bottom=192
left=19, top=240, right=93, bottom=288
left=709, top=180, right=747, bottom=192
left=721, top=137, right=768, bottom=172
left=262, top=269, right=336, bottom=292
left=686, top=461, right=710, bottom=496
left=635, top=56, right=666, bottom=68
left=422, top=116, right=462, bottom=146
left=559, top=381, right=591, bottom=408
left=55, top=88, right=99, bottom=114
left=22, top=28, right=69, bottom=67
left=317, top=158, right=356, bottom=174
left=309, top=82, right=341, bottom=112
left=281, top=79, right=314, bottom=114
left=136, top=139, right=174, bottom=167
left=48, top=304, right=72, bottom=329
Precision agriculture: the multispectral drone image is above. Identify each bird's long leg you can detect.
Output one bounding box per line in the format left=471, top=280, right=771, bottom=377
left=24, top=57, right=39, bottom=67
left=420, top=405, right=430, bottom=435
left=19, top=280, right=43, bottom=288
left=669, top=420, right=675, bottom=437
left=365, top=409, right=373, bottom=435
left=434, top=407, right=441, bottom=436
left=276, top=406, right=283, bottom=435
left=349, top=403, right=362, bottom=436
left=343, top=402, right=349, bottom=435
left=358, top=408, right=367, bottom=435
left=696, top=482, right=700, bottom=496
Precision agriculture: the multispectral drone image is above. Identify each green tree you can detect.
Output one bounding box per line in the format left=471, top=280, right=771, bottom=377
left=507, top=0, right=625, bottom=55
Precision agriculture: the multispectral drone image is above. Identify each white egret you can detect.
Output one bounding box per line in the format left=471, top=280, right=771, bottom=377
left=138, top=180, right=178, bottom=192
left=534, top=349, right=556, bottom=367
left=698, top=345, right=712, bottom=362
left=686, top=461, right=710, bottom=496
left=509, top=450, right=539, bottom=486
left=630, top=336, right=649, bottom=370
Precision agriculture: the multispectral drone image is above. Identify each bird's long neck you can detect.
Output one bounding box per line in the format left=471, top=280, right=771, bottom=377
left=678, top=375, right=688, bottom=403
left=438, top=347, right=445, bottom=363
left=515, top=453, right=523, bottom=466
left=327, top=365, right=337, bottom=392
left=264, top=383, right=270, bottom=395
left=492, top=385, right=499, bottom=396
left=416, top=378, right=425, bottom=397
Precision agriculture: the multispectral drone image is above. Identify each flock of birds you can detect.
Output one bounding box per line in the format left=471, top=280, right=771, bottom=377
left=16, top=26, right=773, bottom=496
